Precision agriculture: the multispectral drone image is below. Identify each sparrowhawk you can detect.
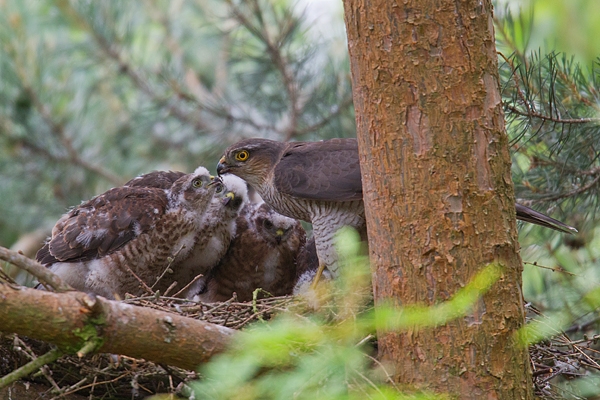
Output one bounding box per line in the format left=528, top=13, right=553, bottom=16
left=216, top=138, right=577, bottom=278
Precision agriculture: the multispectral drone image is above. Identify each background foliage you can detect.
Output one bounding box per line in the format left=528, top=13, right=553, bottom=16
left=1, top=0, right=600, bottom=398
left=0, top=0, right=355, bottom=249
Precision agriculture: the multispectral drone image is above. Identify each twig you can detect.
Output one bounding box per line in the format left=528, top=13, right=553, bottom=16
left=0, top=347, right=63, bottom=389
left=533, top=173, right=600, bottom=202
left=294, top=95, right=355, bottom=137
left=151, top=245, right=186, bottom=291
left=12, top=337, right=62, bottom=392
left=0, top=245, right=72, bottom=292
left=172, top=274, right=205, bottom=298
left=364, top=354, right=400, bottom=391
left=55, top=2, right=212, bottom=134
left=226, top=0, right=302, bottom=139
left=162, top=281, right=180, bottom=298
left=565, top=317, right=600, bottom=334
left=57, top=372, right=131, bottom=399
left=123, top=265, right=154, bottom=296
left=22, top=86, right=123, bottom=186
left=504, top=104, right=600, bottom=125
left=523, top=261, right=576, bottom=276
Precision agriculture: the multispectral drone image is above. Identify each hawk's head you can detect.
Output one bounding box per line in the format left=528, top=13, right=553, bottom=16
left=169, top=166, right=221, bottom=212
left=254, top=202, right=302, bottom=247
left=216, top=175, right=248, bottom=215
left=217, top=138, right=287, bottom=188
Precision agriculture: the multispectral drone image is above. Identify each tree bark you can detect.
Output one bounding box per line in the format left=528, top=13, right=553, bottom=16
left=343, top=1, right=533, bottom=398
left=0, top=283, right=236, bottom=372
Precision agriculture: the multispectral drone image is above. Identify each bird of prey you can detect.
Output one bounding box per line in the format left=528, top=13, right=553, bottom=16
left=192, top=201, right=306, bottom=302
left=216, top=138, right=577, bottom=277
left=174, top=174, right=249, bottom=297
left=36, top=167, right=221, bottom=299
left=126, top=171, right=249, bottom=296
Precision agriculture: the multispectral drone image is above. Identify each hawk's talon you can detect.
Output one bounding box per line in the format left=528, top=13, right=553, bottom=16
left=310, top=263, right=326, bottom=290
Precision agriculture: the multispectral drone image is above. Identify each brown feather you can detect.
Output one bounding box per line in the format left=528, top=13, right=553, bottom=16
left=35, top=167, right=219, bottom=298
left=197, top=202, right=305, bottom=302
left=38, top=187, right=168, bottom=264
left=274, top=139, right=363, bottom=201
left=125, top=170, right=186, bottom=190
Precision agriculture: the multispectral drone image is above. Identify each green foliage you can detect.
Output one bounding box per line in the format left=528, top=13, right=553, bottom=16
left=186, top=230, right=500, bottom=400
left=0, top=0, right=354, bottom=246
left=496, top=8, right=600, bottom=395
left=496, top=0, right=600, bottom=66
left=375, top=263, right=502, bottom=331
left=1, top=0, right=600, bottom=395
left=496, top=6, right=600, bottom=331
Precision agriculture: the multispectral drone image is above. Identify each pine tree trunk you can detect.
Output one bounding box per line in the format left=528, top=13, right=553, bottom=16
left=343, top=1, right=534, bottom=398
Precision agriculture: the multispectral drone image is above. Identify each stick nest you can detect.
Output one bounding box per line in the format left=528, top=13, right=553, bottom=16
left=1, top=293, right=295, bottom=399
left=2, top=296, right=600, bottom=399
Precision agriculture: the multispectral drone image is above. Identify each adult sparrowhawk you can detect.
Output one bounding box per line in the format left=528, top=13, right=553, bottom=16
left=216, top=138, right=576, bottom=277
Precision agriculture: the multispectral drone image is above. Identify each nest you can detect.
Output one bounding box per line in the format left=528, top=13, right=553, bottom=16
left=527, top=304, right=600, bottom=399
left=1, top=294, right=295, bottom=399
left=2, top=295, right=600, bottom=399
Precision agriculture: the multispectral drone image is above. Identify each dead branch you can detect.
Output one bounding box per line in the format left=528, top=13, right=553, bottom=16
left=0, top=284, right=237, bottom=374
left=0, top=246, right=72, bottom=292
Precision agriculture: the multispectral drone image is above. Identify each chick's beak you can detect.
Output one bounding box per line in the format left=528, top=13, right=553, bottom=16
left=208, top=175, right=223, bottom=187
left=275, top=229, right=284, bottom=244
left=222, top=191, right=235, bottom=205
left=216, top=156, right=229, bottom=176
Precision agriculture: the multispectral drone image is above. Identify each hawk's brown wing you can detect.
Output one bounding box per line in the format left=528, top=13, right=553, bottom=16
left=125, top=170, right=186, bottom=189
left=36, top=187, right=169, bottom=264
left=273, top=138, right=363, bottom=201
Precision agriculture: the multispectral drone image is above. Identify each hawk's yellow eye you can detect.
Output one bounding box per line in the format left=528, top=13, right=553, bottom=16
left=235, top=150, right=249, bottom=161
left=192, top=178, right=203, bottom=188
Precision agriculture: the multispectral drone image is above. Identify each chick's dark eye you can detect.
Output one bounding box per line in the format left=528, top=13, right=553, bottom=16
left=235, top=150, right=249, bottom=161
left=192, top=178, right=203, bottom=188
left=215, top=184, right=224, bottom=193
left=263, top=219, right=273, bottom=229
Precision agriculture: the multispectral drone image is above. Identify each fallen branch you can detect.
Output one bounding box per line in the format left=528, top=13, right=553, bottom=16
left=0, top=284, right=237, bottom=378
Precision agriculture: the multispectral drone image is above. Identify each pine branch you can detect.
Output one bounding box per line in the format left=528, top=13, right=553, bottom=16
left=294, top=94, right=354, bottom=137
left=21, top=87, right=123, bottom=186
left=226, top=0, right=303, bottom=139
left=1, top=39, right=123, bottom=186
left=528, top=173, right=600, bottom=202
left=505, top=104, right=600, bottom=125
left=144, top=3, right=284, bottom=136
left=56, top=2, right=212, bottom=134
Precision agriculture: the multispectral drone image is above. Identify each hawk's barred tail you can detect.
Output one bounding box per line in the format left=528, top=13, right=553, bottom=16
left=515, top=204, right=577, bottom=234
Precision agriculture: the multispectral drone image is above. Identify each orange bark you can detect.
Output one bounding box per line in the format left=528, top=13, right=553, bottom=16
left=343, top=0, right=533, bottom=398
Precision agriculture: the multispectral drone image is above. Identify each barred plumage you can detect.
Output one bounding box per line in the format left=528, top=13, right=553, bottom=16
left=36, top=167, right=220, bottom=299
left=194, top=201, right=305, bottom=302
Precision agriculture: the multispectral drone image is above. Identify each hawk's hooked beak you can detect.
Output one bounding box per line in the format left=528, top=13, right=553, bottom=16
left=222, top=191, right=235, bottom=205
left=208, top=175, right=222, bottom=183
left=208, top=176, right=223, bottom=191
left=216, top=156, right=230, bottom=176
left=275, top=228, right=284, bottom=244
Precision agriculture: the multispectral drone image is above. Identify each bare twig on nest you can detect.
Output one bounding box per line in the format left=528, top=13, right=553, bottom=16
left=0, top=245, right=72, bottom=292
